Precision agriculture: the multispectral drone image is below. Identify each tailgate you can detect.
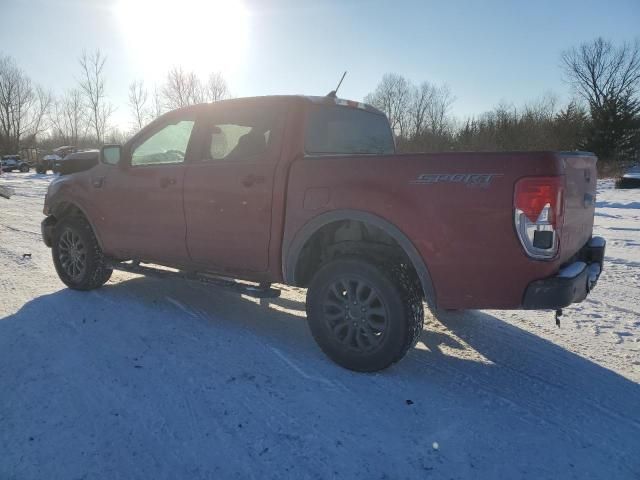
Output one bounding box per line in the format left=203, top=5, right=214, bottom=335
left=559, top=152, right=597, bottom=263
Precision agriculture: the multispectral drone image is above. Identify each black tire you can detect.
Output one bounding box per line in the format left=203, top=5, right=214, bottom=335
left=19, top=164, right=29, bottom=173
left=36, top=165, right=46, bottom=174
left=306, top=257, right=424, bottom=372
left=52, top=216, right=112, bottom=290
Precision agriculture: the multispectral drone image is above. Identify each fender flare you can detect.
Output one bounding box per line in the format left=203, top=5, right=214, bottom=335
left=50, top=200, right=106, bottom=251
left=283, top=209, right=437, bottom=308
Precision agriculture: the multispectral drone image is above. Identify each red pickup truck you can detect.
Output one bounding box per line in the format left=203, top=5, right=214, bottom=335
left=41, top=95, right=605, bottom=371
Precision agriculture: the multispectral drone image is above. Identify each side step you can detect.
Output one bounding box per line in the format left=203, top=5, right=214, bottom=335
left=110, top=261, right=281, bottom=299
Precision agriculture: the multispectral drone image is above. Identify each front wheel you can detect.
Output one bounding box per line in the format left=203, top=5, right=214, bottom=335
left=306, top=257, right=424, bottom=372
left=19, top=164, right=29, bottom=172
left=52, top=217, right=112, bottom=290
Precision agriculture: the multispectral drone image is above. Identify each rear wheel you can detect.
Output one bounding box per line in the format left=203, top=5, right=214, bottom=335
left=19, top=164, right=29, bottom=173
left=306, top=257, right=423, bottom=372
left=52, top=217, right=112, bottom=290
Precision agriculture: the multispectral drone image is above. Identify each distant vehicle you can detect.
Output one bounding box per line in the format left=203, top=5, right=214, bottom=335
left=53, top=150, right=99, bottom=174
left=37, top=154, right=62, bottom=174
left=41, top=95, right=606, bottom=372
left=1, top=155, right=30, bottom=173
left=36, top=146, right=79, bottom=173
left=615, top=165, right=640, bottom=189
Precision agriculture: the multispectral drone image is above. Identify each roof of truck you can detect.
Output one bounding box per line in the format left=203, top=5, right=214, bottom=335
left=168, top=95, right=385, bottom=116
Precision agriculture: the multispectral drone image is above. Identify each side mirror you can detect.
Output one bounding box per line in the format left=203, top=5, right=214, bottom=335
left=101, top=144, right=122, bottom=166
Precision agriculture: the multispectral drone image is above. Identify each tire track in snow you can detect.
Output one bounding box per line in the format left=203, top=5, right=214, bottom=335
left=269, top=346, right=340, bottom=389
left=0, top=222, right=42, bottom=237
left=166, top=296, right=201, bottom=319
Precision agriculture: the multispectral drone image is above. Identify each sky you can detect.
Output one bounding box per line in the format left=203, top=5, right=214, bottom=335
left=1, top=0, right=639, bottom=130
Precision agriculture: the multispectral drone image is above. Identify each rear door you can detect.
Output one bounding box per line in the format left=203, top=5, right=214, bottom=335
left=183, top=100, right=286, bottom=274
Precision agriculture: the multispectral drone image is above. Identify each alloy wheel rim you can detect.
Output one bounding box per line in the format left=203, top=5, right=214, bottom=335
left=322, top=277, right=389, bottom=353
left=58, top=229, right=87, bottom=280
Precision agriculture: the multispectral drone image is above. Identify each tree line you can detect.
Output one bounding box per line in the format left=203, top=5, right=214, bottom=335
left=365, top=37, right=640, bottom=167
left=1, top=37, right=638, bottom=168
left=0, top=50, right=230, bottom=153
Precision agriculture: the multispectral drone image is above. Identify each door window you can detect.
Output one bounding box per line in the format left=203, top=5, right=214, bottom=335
left=202, top=104, right=282, bottom=161
left=209, top=124, right=271, bottom=160
left=132, top=120, right=195, bottom=166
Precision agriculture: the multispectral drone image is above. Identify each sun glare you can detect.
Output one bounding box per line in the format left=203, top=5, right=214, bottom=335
left=116, top=0, right=249, bottom=79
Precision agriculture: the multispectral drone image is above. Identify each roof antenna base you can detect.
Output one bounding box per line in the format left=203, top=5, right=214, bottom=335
left=327, top=71, right=347, bottom=98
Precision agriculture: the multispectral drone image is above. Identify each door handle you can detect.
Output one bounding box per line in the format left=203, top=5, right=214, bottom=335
left=242, top=174, right=265, bottom=187
left=92, top=176, right=105, bottom=188
left=160, top=177, right=177, bottom=188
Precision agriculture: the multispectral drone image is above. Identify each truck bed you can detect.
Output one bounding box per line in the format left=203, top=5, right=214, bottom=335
left=284, top=151, right=597, bottom=309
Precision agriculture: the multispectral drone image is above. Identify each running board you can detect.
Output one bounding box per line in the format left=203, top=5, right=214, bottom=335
left=110, top=261, right=281, bottom=299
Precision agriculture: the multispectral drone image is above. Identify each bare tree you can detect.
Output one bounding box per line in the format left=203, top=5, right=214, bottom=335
left=364, top=73, right=412, bottom=137
left=162, top=66, right=203, bottom=110
left=151, top=85, right=164, bottom=120
left=424, top=84, right=455, bottom=136
left=562, top=38, right=640, bottom=160
left=161, top=67, right=232, bottom=110
left=204, top=72, right=230, bottom=102
left=78, top=49, right=114, bottom=144
left=50, top=88, right=86, bottom=145
left=523, top=92, right=558, bottom=121
left=365, top=74, right=454, bottom=142
left=408, top=81, right=435, bottom=138
left=105, top=127, right=129, bottom=145
left=0, top=54, right=51, bottom=152
left=364, top=74, right=454, bottom=153
left=562, top=37, right=640, bottom=109
left=128, top=80, right=149, bottom=130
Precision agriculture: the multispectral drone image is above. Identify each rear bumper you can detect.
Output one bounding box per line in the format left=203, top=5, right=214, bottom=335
left=522, top=236, right=605, bottom=309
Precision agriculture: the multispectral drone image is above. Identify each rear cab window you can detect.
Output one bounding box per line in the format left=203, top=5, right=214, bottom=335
left=305, top=103, right=395, bottom=156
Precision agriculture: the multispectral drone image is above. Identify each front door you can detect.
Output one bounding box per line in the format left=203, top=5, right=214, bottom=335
left=95, top=115, right=197, bottom=264
left=183, top=100, right=285, bottom=274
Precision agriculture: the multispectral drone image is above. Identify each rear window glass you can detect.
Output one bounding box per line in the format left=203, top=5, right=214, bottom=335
left=305, top=105, right=394, bottom=155
left=200, top=102, right=283, bottom=161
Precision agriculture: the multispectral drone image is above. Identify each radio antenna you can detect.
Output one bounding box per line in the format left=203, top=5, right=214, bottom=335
left=327, top=71, right=347, bottom=98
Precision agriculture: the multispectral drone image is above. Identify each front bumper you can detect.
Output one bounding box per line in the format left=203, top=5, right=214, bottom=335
left=522, top=236, right=605, bottom=309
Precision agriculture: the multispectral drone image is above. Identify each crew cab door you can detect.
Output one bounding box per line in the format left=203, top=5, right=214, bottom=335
left=94, top=113, right=198, bottom=264
left=183, top=100, right=286, bottom=274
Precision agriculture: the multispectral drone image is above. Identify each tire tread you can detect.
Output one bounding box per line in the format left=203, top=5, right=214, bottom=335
left=52, top=216, right=112, bottom=290
left=306, top=256, right=425, bottom=372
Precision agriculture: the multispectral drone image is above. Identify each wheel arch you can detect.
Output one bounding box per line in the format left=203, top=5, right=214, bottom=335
left=49, top=201, right=105, bottom=250
left=283, top=209, right=437, bottom=309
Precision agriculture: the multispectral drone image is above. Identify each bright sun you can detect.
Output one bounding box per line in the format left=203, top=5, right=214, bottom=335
left=116, top=0, right=249, bottom=79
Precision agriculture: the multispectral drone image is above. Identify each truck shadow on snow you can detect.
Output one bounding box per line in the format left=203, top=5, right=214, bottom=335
left=1, top=276, right=639, bottom=478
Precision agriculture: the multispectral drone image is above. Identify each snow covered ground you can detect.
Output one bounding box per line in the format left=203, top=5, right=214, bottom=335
left=0, top=173, right=638, bottom=479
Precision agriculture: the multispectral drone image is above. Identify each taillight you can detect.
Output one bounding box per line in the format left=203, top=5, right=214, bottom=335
left=514, top=176, right=564, bottom=259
